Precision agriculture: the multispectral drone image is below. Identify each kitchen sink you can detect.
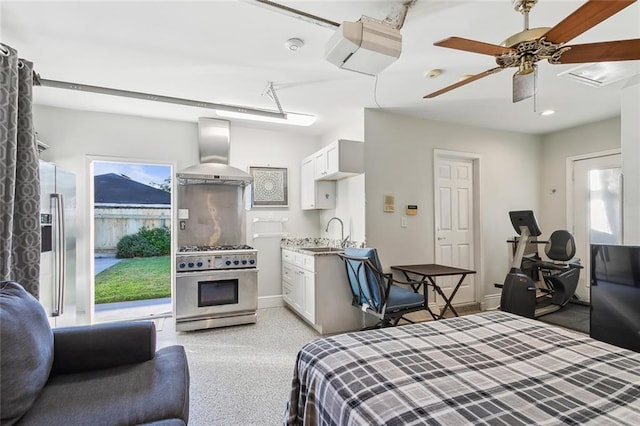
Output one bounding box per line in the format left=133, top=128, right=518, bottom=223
left=301, top=247, right=343, bottom=253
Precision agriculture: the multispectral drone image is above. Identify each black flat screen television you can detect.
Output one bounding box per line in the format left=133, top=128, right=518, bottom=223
left=590, top=244, right=640, bottom=352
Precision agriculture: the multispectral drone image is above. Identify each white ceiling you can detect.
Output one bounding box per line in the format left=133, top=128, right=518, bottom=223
left=2, top=0, right=639, bottom=136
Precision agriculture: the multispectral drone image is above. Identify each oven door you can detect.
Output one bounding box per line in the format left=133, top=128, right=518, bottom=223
left=175, top=269, right=258, bottom=321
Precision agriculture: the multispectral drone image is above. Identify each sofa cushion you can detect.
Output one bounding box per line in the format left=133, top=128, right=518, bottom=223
left=17, top=346, right=190, bottom=426
left=0, top=281, right=54, bottom=426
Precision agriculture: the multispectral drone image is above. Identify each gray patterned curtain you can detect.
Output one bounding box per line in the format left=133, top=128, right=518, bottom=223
left=0, top=44, right=41, bottom=297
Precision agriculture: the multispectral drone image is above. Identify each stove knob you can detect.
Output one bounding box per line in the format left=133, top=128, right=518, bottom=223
left=188, top=262, right=194, bottom=268
left=225, top=260, right=232, bottom=266
left=233, top=260, right=240, bottom=265
left=196, top=261, right=203, bottom=267
left=179, top=263, right=186, bottom=269
left=241, top=260, right=247, bottom=265
left=249, top=259, right=255, bottom=265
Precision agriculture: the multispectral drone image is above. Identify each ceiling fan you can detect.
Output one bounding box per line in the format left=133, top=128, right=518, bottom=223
left=424, top=0, right=640, bottom=102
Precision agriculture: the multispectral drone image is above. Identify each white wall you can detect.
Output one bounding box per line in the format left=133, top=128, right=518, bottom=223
left=227, top=125, right=322, bottom=303
left=318, top=109, right=366, bottom=243
left=364, top=109, right=542, bottom=305
left=33, top=105, right=320, bottom=319
left=539, top=116, right=621, bottom=235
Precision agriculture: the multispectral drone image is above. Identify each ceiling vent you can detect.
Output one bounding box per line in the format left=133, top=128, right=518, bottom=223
left=325, top=18, right=402, bottom=76
left=558, top=62, right=640, bottom=88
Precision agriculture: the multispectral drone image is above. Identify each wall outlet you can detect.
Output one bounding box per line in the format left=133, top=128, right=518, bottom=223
left=401, top=216, right=407, bottom=228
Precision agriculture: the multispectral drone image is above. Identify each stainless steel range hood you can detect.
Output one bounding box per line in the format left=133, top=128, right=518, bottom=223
left=176, top=118, right=253, bottom=186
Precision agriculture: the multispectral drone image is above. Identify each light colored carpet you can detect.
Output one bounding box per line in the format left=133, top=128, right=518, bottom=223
left=158, top=307, right=319, bottom=426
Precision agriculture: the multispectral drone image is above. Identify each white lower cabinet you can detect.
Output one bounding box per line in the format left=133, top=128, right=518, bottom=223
left=301, top=270, right=315, bottom=322
left=281, top=249, right=366, bottom=334
left=282, top=251, right=315, bottom=323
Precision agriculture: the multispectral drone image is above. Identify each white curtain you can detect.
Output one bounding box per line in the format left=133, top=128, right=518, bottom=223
left=0, top=43, right=41, bottom=297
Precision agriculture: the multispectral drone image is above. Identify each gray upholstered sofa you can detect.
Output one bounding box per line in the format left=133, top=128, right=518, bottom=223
left=0, top=281, right=190, bottom=425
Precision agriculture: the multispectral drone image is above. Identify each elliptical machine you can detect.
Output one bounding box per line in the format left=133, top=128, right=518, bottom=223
left=498, top=210, right=582, bottom=319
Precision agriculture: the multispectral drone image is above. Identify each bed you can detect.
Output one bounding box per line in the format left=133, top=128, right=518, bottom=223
left=284, top=311, right=640, bottom=425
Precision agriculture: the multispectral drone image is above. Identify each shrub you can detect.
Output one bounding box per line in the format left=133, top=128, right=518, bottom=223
left=138, top=227, right=171, bottom=255
left=116, top=227, right=171, bottom=258
left=116, top=234, right=159, bottom=259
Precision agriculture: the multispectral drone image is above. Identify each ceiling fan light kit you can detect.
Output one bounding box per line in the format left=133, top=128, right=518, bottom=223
left=513, top=65, right=537, bottom=102
left=424, top=0, right=640, bottom=103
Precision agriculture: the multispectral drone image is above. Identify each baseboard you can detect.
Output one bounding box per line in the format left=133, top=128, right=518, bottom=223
left=482, top=294, right=501, bottom=311
left=258, top=295, right=284, bottom=309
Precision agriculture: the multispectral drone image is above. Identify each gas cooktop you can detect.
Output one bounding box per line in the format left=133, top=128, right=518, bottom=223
left=178, top=244, right=254, bottom=253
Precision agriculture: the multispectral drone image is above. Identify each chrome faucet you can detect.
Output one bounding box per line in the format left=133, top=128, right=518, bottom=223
left=325, top=217, right=350, bottom=247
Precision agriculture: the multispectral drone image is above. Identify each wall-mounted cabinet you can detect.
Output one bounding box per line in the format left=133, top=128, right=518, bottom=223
left=314, top=139, right=364, bottom=181
left=301, top=155, right=335, bottom=210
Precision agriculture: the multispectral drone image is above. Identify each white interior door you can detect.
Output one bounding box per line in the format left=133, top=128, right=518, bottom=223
left=572, top=153, right=622, bottom=303
left=434, top=157, right=475, bottom=304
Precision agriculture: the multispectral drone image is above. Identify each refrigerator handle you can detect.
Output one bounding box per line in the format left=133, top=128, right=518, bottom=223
left=52, top=193, right=65, bottom=316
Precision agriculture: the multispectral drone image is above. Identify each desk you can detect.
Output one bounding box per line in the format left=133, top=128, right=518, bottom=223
left=390, top=264, right=476, bottom=320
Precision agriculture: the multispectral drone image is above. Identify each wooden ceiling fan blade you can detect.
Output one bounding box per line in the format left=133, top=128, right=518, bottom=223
left=423, top=67, right=503, bottom=99
left=434, top=37, right=513, bottom=56
left=554, top=39, right=640, bottom=63
left=543, top=0, right=637, bottom=44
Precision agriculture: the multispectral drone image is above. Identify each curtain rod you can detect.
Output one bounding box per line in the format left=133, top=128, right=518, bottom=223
left=34, top=76, right=287, bottom=119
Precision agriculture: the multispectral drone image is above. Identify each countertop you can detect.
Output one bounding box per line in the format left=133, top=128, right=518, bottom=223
left=286, top=247, right=345, bottom=256
left=280, top=237, right=347, bottom=256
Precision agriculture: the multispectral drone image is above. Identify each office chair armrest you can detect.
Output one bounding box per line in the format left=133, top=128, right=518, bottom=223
left=538, top=261, right=567, bottom=271
left=568, top=260, right=583, bottom=269
left=387, top=275, right=430, bottom=287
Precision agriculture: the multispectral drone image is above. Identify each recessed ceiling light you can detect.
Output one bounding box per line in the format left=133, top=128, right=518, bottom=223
left=425, top=69, right=442, bottom=78
left=540, top=109, right=555, bottom=116
left=285, top=38, right=304, bottom=51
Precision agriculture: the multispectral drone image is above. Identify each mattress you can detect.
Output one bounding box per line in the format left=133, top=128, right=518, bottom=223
left=284, top=311, right=640, bottom=425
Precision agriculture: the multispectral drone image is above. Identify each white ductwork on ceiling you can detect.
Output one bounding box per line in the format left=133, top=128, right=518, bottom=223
left=176, top=118, right=253, bottom=186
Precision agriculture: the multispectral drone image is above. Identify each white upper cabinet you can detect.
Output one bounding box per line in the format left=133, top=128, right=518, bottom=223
left=313, top=139, right=364, bottom=181
left=301, top=154, right=335, bottom=210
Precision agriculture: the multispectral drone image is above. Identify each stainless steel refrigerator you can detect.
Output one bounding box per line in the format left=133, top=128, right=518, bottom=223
left=39, top=160, right=77, bottom=327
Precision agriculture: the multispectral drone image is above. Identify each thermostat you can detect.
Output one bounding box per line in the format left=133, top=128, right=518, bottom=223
left=406, top=205, right=418, bottom=215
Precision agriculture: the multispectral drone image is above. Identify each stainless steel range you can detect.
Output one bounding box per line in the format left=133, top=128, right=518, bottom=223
left=174, top=118, right=258, bottom=331
left=175, top=245, right=258, bottom=331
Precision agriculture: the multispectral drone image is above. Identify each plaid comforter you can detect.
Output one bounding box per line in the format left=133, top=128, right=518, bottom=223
left=285, top=311, right=640, bottom=425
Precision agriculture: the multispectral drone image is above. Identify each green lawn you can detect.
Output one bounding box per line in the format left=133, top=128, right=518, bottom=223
left=95, top=256, right=171, bottom=304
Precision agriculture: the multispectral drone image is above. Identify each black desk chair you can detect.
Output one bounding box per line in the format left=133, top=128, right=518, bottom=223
left=536, top=230, right=582, bottom=307
left=338, top=248, right=428, bottom=329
